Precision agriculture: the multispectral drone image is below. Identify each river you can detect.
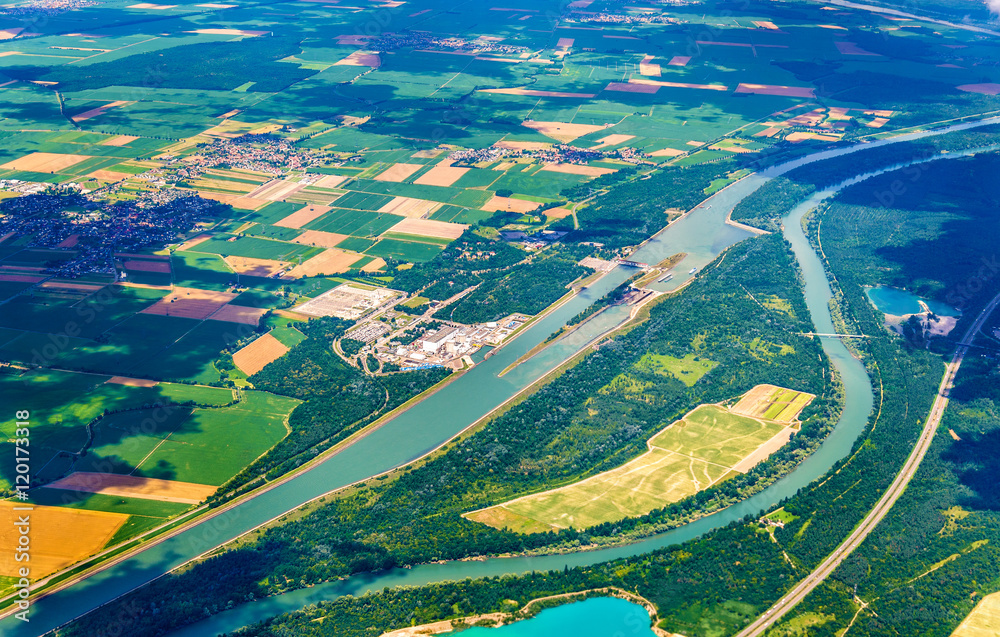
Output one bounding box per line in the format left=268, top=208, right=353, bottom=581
left=8, top=117, right=1000, bottom=637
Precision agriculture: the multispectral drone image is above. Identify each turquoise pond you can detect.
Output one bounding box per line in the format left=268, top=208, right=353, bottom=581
left=461, top=597, right=656, bottom=636
left=865, top=286, right=960, bottom=317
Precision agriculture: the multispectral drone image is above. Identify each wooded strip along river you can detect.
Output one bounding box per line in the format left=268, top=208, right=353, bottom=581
left=7, top=116, right=999, bottom=637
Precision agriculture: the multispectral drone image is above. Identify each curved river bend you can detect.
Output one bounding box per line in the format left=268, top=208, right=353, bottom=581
left=9, top=117, right=999, bottom=637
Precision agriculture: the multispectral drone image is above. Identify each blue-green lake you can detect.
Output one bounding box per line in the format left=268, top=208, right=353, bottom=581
left=865, top=286, right=960, bottom=317
left=461, top=598, right=656, bottom=637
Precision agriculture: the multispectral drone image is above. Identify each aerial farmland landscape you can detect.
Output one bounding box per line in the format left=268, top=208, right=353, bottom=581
left=0, top=0, right=999, bottom=635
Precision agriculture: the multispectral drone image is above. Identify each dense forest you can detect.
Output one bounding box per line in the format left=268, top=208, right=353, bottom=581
left=763, top=155, right=1000, bottom=636
left=731, top=125, right=1000, bottom=233
left=440, top=248, right=589, bottom=323
left=554, top=160, right=737, bottom=248
left=41, top=36, right=317, bottom=92
left=218, top=317, right=448, bottom=495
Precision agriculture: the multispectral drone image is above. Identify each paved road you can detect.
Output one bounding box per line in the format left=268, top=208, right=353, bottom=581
left=736, top=291, right=1000, bottom=637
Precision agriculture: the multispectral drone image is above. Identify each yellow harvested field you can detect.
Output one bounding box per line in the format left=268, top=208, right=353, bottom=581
left=735, top=83, right=815, bottom=98
left=292, top=229, right=348, bottom=248
left=141, top=287, right=236, bottom=319
left=668, top=55, right=691, bottom=66
left=248, top=178, right=305, bottom=202
left=629, top=78, right=729, bottom=91
left=177, top=233, right=213, bottom=250
left=378, top=196, right=440, bottom=218
left=88, top=169, right=131, bottom=182
left=185, top=28, right=268, bottom=36
left=335, top=34, right=369, bottom=45
left=313, top=174, right=348, bottom=189
left=191, top=178, right=256, bottom=194
left=0, top=501, right=127, bottom=578
left=223, top=255, right=290, bottom=277
left=480, top=88, right=596, bottom=98
left=731, top=384, right=815, bottom=422
left=650, top=148, right=685, bottom=157
left=754, top=126, right=784, bottom=138
left=482, top=195, right=541, bottom=213
left=122, top=258, right=170, bottom=273
left=374, top=162, right=423, bottom=182
left=557, top=37, right=574, bottom=48
left=952, top=591, right=1000, bottom=637
left=196, top=191, right=269, bottom=209
left=540, top=163, right=615, bottom=177
left=731, top=428, right=794, bottom=473
left=0, top=27, right=24, bottom=39
left=106, top=376, right=158, bottom=387
left=414, top=160, right=470, bottom=187
left=639, top=55, right=660, bottom=76
left=71, top=100, right=130, bottom=122
left=495, top=140, right=553, bottom=151
left=101, top=135, right=138, bottom=146
left=753, top=20, right=780, bottom=29
left=1, top=152, right=93, bottom=172
left=866, top=117, right=890, bottom=128
left=544, top=207, right=573, bottom=219
left=411, top=149, right=443, bottom=159
left=521, top=120, right=605, bottom=143
left=233, top=333, right=290, bottom=375
left=335, top=50, right=381, bottom=67
left=44, top=472, right=217, bottom=505
left=208, top=303, right=268, bottom=326
left=386, top=217, right=467, bottom=240
left=592, top=134, right=635, bottom=148
left=361, top=257, right=386, bottom=272
left=274, top=204, right=330, bottom=228
left=785, top=131, right=842, bottom=142
left=285, top=249, right=362, bottom=278
left=39, top=280, right=100, bottom=292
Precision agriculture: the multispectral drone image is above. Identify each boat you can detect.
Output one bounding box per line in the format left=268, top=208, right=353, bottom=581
left=657, top=272, right=674, bottom=283
left=689, top=267, right=697, bottom=274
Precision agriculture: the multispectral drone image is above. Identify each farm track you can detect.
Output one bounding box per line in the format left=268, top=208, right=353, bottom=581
left=735, top=289, right=1000, bottom=637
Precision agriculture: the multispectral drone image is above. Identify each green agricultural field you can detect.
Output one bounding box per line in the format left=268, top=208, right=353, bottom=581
left=64, top=314, right=200, bottom=375
left=366, top=238, right=444, bottom=263
left=270, top=325, right=306, bottom=348
left=190, top=235, right=321, bottom=262
left=229, top=288, right=287, bottom=308
left=0, top=285, right=169, bottom=338
left=304, top=208, right=402, bottom=238
left=75, top=391, right=297, bottom=486
left=134, top=392, right=298, bottom=485
left=633, top=352, right=718, bottom=387
left=131, top=320, right=247, bottom=383
left=171, top=252, right=236, bottom=290
left=75, top=407, right=197, bottom=476
left=0, top=369, right=231, bottom=487
left=248, top=201, right=303, bottom=225
left=467, top=404, right=786, bottom=532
